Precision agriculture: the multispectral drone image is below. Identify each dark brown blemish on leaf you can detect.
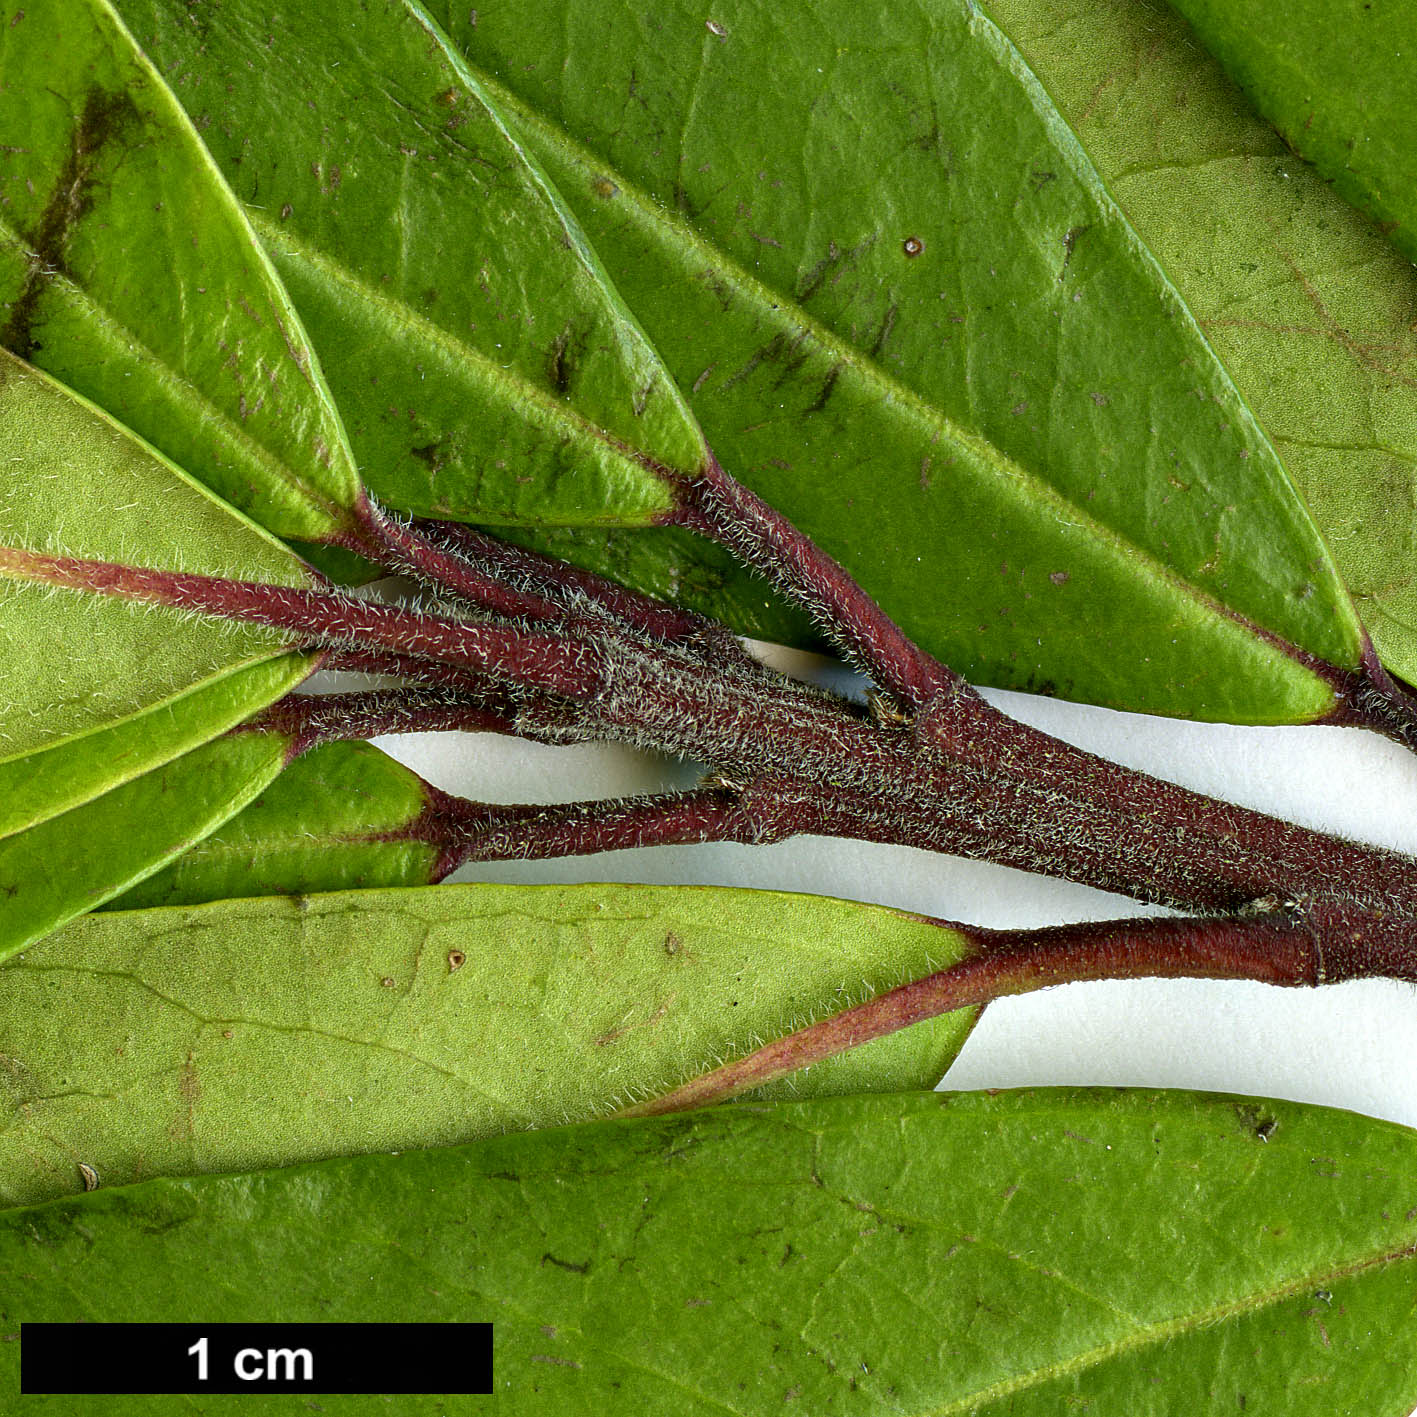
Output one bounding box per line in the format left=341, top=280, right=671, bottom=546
left=1236, top=1102, right=1278, bottom=1142
left=869, top=304, right=898, bottom=359
left=590, top=175, right=618, bottom=199
left=804, top=363, right=841, bottom=415
left=664, top=930, right=682, bottom=957
left=547, top=326, right=574, bottom=396
left=380, top=976, right=396, bottom=988
left=3, top=86, right=138, bottom=358
left=78, top=1163, right=99, bottom=1192
left=1061, top=223, right=1090, bottom=279
left=541, top=1252, right=591, bottom=1274
left=280, top=202, right=293, bottom=221
left=902, top=235, right=924, bottom=257
left=1049, top=571, right=1070, bottom=586
left=447, top=949, right=466, bottom=972
left=411, top=441, right=447, bottom=474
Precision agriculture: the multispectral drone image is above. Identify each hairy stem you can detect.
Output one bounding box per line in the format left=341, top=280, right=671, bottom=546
left=624, top=904, right=1410, bottom=1115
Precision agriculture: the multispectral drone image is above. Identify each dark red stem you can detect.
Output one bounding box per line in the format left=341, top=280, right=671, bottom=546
left=674, top=459, right=967, bottom=710
left=623, top=903, right=1412, bottom=1115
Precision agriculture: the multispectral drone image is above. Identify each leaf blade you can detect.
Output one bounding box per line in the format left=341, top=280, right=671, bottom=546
left=112, top=0, right=704, bottom=529
left=421, top=0, right=1363, bottom=721
left=0, top=0, right=366, bottom=547
left=0, top=884, right=978, bottom=1206
left=0, top=350, right=316, bottom=764
left=2, top=1090, right=1415, bottom=1414
left=984, top=0, right=1417, bottom=687
left=1165, top=0, right=1417, bottom=268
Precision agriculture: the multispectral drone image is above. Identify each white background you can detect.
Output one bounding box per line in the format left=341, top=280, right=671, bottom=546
left=372, top=640, right=1417, bottom=1128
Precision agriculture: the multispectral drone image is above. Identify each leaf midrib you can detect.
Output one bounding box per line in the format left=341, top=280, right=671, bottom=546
left=917, top=1225, right=1415, bottom=1414
left=245, top=208, right=684, bottom=522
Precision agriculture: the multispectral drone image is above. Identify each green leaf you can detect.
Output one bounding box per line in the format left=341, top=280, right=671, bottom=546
left=0, top=0, right=366, bottom=551
left=111, top=0, right=705, bottom=530
left=5, top=1090, right=1417, bottom=1414
left=0, top=729, right=301, bottom=962
left=0, top=350, right=316, bottom=764
left=985, top=0, right=1417, bottom=687
left=108, top=740, right=445, bottom=910
left=1166, top=0, right=1417, bottom=269
left=413, top=0, right=1365, bottom=723
left=0, top=656, right=313, bottom=843
left=0, top=885, right=977, bottom=1207
left=0, top=349, right=320, bottom=954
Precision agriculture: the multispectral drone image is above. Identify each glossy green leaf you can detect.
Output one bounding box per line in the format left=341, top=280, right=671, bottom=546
left=1167, top=0, right=1417, bottom=268
left=0, top=885, right=977, bottom=1207
left=986, top=0, right=1417, bottom=686
left=0, top=350, right=316, bottom=763
left=413, top=0, right=1365, bottom=723
left=0, top=656, right=313, bottom=843
left=0, top=0, right=365, bottom=550
left=6, top=1090, right=1417, bottom=1414
left=0, top=728, right=296, bottom=962
left=109, top=740, right=444, bottom=910
left=112, top=0, right=705, bottom=530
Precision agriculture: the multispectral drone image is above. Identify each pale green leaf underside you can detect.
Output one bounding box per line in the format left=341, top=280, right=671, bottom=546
left=0, top=883, right=976, bottom=1207
left=109, top=740, right=444, bottom=910
left=1166, top=0, right=1417, bottom=269
left=425, top=0, right=1363, bottom=722
left=0, top=0, right=364, bottom=546
left=0, top=730, right=293, bottom=964
left=986, top=0, right=1417, bottom=685
left=3, top=1091, right=1416, bottom=1414
left=0, top=350, right=314, bottom=762
left=114, top=0, right=703, bottom=527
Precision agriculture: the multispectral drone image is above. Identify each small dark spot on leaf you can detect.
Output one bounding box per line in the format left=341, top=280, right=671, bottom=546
left=78, top=1163, right=99, bottom=1192
left=1090, top=391, right=1110, bottom=406
left=411, top=441, right=446, bottom=472
left=705, top=18, right=727, bottom=39
left=280, top=202, right=293, bottom=220
left=1049, top=571, right=1070, bottom=586
left=1061, top=224, right=1090, bottom=277
left=447, top=949, right=466, bottom=972
left=664, top=931, right=682, bottom=957
left=436, top=87, right=460, bottom=108
left=541, top=1252, right=591, bottom=1274
left=9, top=10, right=22, bottom=25
left=902, top=236, right=924, bottom=258
left=380, top=976, right=396, bottom=988
left=591, top=175, right=618, bottom=199
left=1029, top=169, right=1055, bottom=192
left=804, top=364, right=841, bottom=415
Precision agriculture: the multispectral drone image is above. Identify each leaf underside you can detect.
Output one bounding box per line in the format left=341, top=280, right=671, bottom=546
left=0, top=883, right=977, bottom=1207
left=3, top=1090, right=1416, bottom=1414
left=1165, top=0, right=1417, bottom=271
left=987, top=0, right=1417, bottom=685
